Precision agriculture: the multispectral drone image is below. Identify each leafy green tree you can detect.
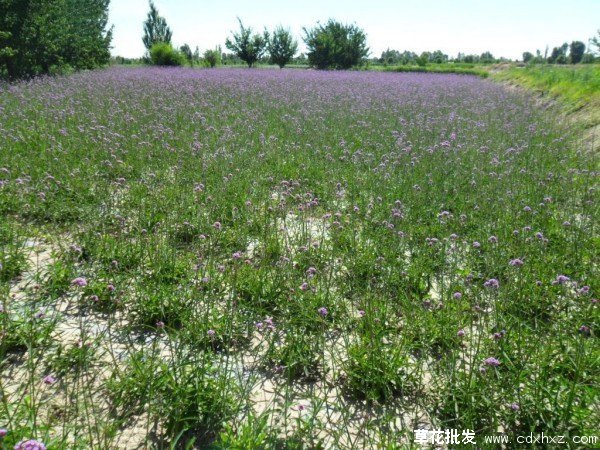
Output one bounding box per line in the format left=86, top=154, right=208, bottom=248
left=479, top=51, right=495, bottom=63
left=590, top=30, right=600, bottom=55
left=267, top=26, right=297, bottom=68
left=380, top=49, right=400, bottom=65
left=180, top=43, right=193, bottom=65
left=429, top=50, right=448, bottom=64
left=0, top=0, right=112, bottom=79
left=548, top=43, right=568, bottom=63
left=581, top=53, right=595, bottom=64
left=416, top=52, right=429, bottom=67
left=142, top=1, right=172, bottom=51
left=569, top=41, right=585, bottom=64
left=203, top=46, right=221, bottom=68
left=522, top=51, right=534, bottom=63
left=303, top=19, right=368, bottom=70
left=225, top=18, right=267, bottom=68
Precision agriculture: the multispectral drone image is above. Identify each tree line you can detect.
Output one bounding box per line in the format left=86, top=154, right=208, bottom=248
left=143, top=3, right=367, bottom=70
left=522, top=38, right=597, bottom=65
left=142, top=2, right=599, bottom=69
left=1, top=0, right=598, bottom=79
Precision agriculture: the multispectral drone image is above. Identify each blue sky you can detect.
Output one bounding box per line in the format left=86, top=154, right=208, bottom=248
left=109, top=0, right=599, bottom=60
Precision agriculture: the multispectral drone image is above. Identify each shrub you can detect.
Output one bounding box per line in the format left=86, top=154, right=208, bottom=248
left=150, top=42, right=184, bottom=66
left=203, top=47, right=221, bottom=68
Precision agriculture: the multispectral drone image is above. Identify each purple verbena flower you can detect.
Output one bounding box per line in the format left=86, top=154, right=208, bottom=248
left=484, top=278, right=499, bottom=289
left=71, top=277, right=87, bottom=287
left=484, top=357, right=500, bottom=367
left=14, top=439, right=46, bottom=450
left=42, top=375, right=56, bottom=385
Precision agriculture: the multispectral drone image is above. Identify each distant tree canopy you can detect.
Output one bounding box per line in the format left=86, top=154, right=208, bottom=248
left=203, top=46, right=221, bottom=68
left=179, top=43, right=193, bottom=65
left=522, top=51, right=534, bottom=63
left=142, top=1, right=172, bottom=51
left=0, top=0, right=112, bottom=79
left=591, top=30, right=600, bottom=55
left=548, top=43, right=568, bottom=64
left=267, top=26, right=298, bottom=68
left=225, top=18, right=267, bottom=68
left=303, top=20, right=368, bottom=69
left=569, top=41, right=585, bottom=64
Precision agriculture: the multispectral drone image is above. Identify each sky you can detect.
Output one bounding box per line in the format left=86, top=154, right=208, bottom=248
left=108, top=0, right=599, bottom=60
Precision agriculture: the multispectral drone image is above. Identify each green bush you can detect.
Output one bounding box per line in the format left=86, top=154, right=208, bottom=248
left=149, top=42, right=185, bottom=66
left=203, top=48, right=221, bottom=68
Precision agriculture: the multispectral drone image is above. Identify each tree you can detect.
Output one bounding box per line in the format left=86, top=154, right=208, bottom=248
left=581, top=53, right=595, bottom=64
left=416, top=52, right=429, bottom=67
left=548, top=43, right=568, bottom=63
left=225, top=18, right=267, bottom=68
left=590, top=30, right=600, bottom=55
left=142, top=1, right=172, bottom=51
left=0, top=0, right=112, bottom=79
left=303, top=20, right=368, bottom=70
left=203, top=46, right=221, bottom=68
left=569, top=41, right=585, bottom=64
left=180, top=43, right=192, bottom=65
left=479, top=51, right=495, bottom=63
left=430, top=50, right=448, bottom=64
left=267, top=26, right=298, bottom=68
left=522, top=51, right=534, bottom=63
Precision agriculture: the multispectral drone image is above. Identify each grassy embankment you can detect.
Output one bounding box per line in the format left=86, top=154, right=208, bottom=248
left=493, top=64, right=600, bottom=130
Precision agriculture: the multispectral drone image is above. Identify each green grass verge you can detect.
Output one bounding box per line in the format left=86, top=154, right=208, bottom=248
left=493, top=65, right=600, bottom=108
left=375, top=64, right=490, bottom=77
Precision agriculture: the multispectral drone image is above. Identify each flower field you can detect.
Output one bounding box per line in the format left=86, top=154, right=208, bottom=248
left=0, top=67, right=597, bottom=448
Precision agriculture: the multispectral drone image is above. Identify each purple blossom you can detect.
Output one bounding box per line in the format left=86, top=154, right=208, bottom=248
left=484, top=357, right=500, bottom=367
left=207, top=329, right=216, bottom=337
left=579, top=325, right=590, bottom=335
left=318, top=307, right=328, bottom=317
left=14, top=440, right=46, bottom=450
left=509, top=258, right=524, bottom=267
left=71, top=277, right=87, bottom=287
left=42, top=375, right=56, bottom=385
left=484, top=278, right=499, bottom=289
left=552, top=275, right=570, bottom=285
left=453, top=292, right=462, bottom=300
